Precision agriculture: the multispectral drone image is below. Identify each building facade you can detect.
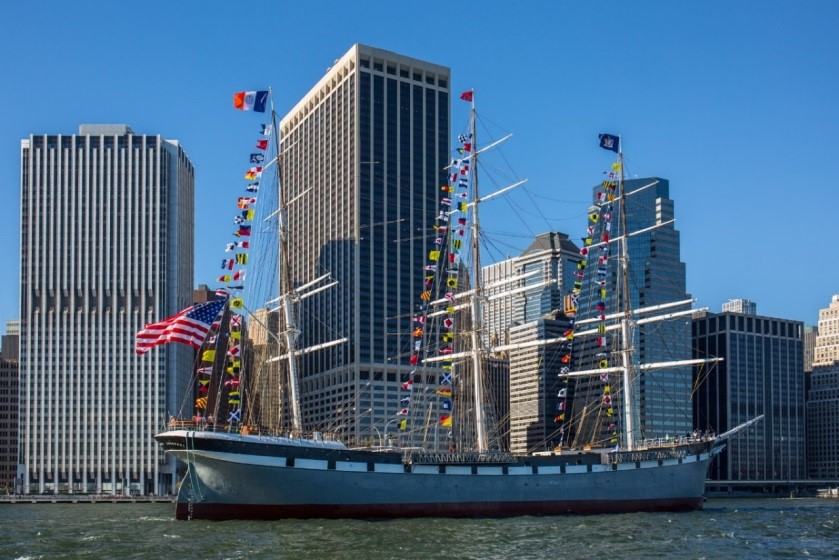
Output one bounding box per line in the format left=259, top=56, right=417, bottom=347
left=813, top=294, right=839, bottom=366
left=692, top=309, right=806, bottom=483
left=19, top=125, right=194, bottom=495
left=804, top=324, right=817, bottom=374
left=507, top=314, right=572, bottom=454
left=571, top=177, right=693, bottom=445
left=722, top=299, right=757, bottom=315
left=806, top=363, right=839, bottom=479
left=2, top=320, right=20, bottom=361
left=278, top=45, right=450, bottom=444
left=0, top=331, right=19, bottom=491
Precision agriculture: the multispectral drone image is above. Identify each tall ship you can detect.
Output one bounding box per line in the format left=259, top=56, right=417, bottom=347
left=150, top=89, right=760, bottom=520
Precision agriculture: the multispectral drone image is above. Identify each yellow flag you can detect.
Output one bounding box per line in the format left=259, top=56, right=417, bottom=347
left=230, top=298, right=244, bottom=309
left=201, top=349, right=216, bottom=362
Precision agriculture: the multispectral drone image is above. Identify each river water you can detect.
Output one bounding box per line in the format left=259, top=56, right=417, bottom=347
left=1, top=498, right=837, bottom=559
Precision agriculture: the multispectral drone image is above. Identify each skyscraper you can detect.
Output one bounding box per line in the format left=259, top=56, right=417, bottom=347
left=278, top=45, right=450, bottom=443
left=571, top=177, right=693, bottom=445
left=692, top=309, right=805, bottom=484
left=19, top=125, right=194, bottom=495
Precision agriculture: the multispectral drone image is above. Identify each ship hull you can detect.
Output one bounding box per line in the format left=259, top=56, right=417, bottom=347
left=157, top=430, right=713, bottom=520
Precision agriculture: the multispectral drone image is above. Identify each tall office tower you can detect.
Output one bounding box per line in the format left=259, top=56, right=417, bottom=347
left=0, top=331, right=19, bottom=491
left=571, top=177, right=692, bottom=445
left=806, top=362, right=839, bottom=479
left=482, top=232, right=580, bottom=350
left=279, top=45, right=450, bottom=443
left=20, top=125, right=194, bottom=495
left=813, top=294, right=839, bottom=366
left=722, top=299, right=757, bottom=315
left=692, top=310, right=805, bottom=483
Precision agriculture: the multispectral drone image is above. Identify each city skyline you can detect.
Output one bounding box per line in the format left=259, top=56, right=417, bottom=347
left=2, top=1, right=839, bottom=329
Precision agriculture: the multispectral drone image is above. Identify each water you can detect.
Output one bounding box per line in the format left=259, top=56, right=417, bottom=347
left=1, top=498, right=837, bottom=559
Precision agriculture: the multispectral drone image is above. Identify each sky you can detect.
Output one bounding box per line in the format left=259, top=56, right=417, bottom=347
left=1, top=0, right=837, bottom=331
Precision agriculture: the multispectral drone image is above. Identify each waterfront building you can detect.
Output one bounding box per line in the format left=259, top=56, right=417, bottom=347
left=813, top=294, right=839, bottom=366
left=692, top=308, right=806, bottom=484
left=19, top=124, right=194, bottom=495
left=278, top=45, right=450, bottom=443
left=571, top=177, right=693, bottom=445
left=806, top=362, right=839, bottom=479
left=0, top=330, right=18, bottom=491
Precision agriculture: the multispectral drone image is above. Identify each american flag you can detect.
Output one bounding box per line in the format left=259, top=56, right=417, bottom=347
left=135, top=298, right=227, bottom=355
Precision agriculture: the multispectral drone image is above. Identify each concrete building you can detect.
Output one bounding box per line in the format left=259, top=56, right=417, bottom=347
left=19, top=124, right=194, bottom=495
left=507, top=313, right=572, bottom=454
left=722, top=299, right=757, bottom=315
left=278, top=45, right=450, bottom=444
left=692, top=309, right=806, bottom=486
left=804, top=324, right=818, bottom=374
left=814, top=294, right=839, bottom=366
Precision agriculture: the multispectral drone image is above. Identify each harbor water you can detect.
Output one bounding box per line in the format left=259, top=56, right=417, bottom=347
left=1, top=498, right=837, bottom=559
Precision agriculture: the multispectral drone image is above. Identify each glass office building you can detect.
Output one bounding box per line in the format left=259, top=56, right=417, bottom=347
left=571, top=177, right=693, bottom=445
left=692, top=310, right=805, bottom=482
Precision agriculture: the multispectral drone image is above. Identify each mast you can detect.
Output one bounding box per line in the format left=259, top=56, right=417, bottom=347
left=272, top=107, right=304, bottom=434
left=466, top=96, right=489, bottom=453
left=616, top=142, right=636, bottom=450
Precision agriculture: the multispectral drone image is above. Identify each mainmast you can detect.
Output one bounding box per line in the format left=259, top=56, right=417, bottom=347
left=466, top=97, right=489, bottom=453
left=272, top=108, right=304, bottom=434
left=616, top=142, right=636, bottom=450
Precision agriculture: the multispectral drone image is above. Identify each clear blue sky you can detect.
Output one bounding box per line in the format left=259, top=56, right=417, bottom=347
left=1, top=0, right=837, bottom=331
